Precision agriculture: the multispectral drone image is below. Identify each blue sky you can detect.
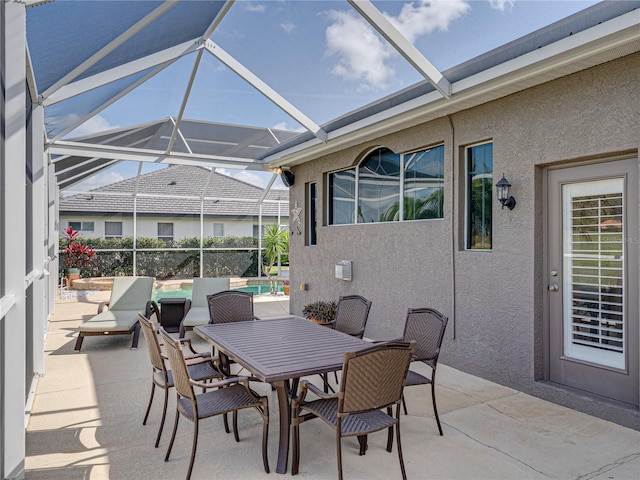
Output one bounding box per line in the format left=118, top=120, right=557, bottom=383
left=70, top=0, right=598, bottom=191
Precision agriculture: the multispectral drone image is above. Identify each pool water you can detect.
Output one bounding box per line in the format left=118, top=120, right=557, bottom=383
left=153, top=283, right=283, bottom=302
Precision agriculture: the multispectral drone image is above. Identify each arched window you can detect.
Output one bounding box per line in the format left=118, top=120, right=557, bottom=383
left=328, top=145, right=444, bottom=225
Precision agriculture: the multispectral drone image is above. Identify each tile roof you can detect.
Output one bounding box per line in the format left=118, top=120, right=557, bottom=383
left=59, top=165, right=289, bottom=218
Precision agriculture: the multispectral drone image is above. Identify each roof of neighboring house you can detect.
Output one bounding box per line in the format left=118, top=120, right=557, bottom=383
left=59, top=165, right=289, bottom=218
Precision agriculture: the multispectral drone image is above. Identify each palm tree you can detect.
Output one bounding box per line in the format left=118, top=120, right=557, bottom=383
left=261, top=224, right=289, bottom=295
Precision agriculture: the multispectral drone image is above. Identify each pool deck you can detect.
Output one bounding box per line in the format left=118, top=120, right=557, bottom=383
left=25, top=289, right=640, bottom=479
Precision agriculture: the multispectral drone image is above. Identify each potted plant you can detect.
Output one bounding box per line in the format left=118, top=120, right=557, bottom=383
left=60, top=226, right=96, bottom=285
left=282, top=280, right=290, bottom=296
left=302, top=300, right=337, bottom=326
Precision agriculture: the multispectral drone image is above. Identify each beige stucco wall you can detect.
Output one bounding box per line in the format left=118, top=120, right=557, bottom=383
left=288, top=52, right=640, bottom=426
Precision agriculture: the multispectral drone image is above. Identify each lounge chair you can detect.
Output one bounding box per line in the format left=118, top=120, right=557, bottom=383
left=74, top=276, right=154, bottom=351
left=179, top=277, right=230, bottom=337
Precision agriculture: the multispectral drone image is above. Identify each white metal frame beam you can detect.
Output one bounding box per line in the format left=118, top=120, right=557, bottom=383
left=204, top=40, right=328, bottom=143
left=47, top=140, right=268, bottom=170
left=348, top=0, right=451, bottom=99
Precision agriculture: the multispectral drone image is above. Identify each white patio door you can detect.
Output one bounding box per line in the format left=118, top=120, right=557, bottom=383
left=547, top=159, right=638, bottom=406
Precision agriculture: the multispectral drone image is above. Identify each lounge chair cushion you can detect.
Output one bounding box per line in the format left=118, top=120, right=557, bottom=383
left=190, top=278, right=230, bottom=308
left=181, top=307, right=209, bottom=328
left=78, top=309, right=141, bottom=333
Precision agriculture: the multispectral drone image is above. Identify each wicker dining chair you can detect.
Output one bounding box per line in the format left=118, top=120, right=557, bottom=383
left=159, top=328, right=270, bottom=480
left=324, top=295, right=372, bottom=389
left=291, top=341, right=415, bottom=480
left=401, top=307, right=449, bottom=435
left=207, top=290, right=259, bottom=324
left=139, top=310, right=222, bottom=448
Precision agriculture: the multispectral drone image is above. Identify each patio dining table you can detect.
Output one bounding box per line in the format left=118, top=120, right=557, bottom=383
left=194, top=316, right=371, bottom=474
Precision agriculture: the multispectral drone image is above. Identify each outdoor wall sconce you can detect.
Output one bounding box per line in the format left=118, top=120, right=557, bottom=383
left=496, top=174, right=516, bottom=210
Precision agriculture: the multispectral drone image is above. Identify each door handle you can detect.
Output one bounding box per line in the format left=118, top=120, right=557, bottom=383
left=548, top=284, right=559, bottom=292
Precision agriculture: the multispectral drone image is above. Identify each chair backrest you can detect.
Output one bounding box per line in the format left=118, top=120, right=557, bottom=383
left=191, top=278, right=230, bottom=308
left=401, top=308, right=448, bottom=367
left=333, top=295, right=372, bottom=338
left=108, top=276, right=154, bottom=311
left=159, top=328, right=196, bottom=402
left=339, top=341, right=415, bottom=414
left=207, top=290, right=255, bottom=324
left=139, top=311, right=166, bottom=373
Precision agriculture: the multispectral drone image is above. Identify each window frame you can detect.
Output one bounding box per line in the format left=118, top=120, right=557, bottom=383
left=327, top=144, right=445, bottom=226
left=69, top=221, right=94, bottom=232
left=306, top=181, right=317, bottom=246
left=464, top=141, right=493, bottom=251
left=104, top=221, right=123, bottom=239
left=157, top=222, right=174, bottom=242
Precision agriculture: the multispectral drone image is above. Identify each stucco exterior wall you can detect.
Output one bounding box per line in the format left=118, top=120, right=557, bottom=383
left=288, top=53, right=640, bottom=426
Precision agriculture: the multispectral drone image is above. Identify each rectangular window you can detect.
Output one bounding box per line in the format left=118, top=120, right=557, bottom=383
left=105, top=221, right=122, bottom=238
left=328, top=168, right=356, bottom=225
left=306, top=182, right=317, bottom=245
left=69, top=221, right=94, bottom=232
left=158, top=222, right=174, bottom=242
left=404, top=145, right=445, bottom=220
left=213, top=223, right=224, bottom=238
left=466, top=142, right=493, bottom=250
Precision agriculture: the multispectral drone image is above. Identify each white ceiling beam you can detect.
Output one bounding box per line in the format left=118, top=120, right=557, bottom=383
left=167, top=50, right=203, bottom=153
left=348, top=0, right=451, bottom=99
left=43, top=39, right=201, bottom=106
left=203, top=40, right=328, bottom=143
left=259, top=173, right=279, bottom=203
left=50, top=60, right=176, bottom=142
left=40, top=1, right=177, bottom=102
left=47, top=140, right=268, bottom=170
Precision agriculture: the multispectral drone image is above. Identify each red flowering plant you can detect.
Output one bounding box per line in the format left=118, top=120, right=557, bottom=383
left=61, top=226, right=96, bottom=270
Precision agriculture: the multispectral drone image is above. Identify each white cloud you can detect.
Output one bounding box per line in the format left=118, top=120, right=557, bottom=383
left=271, top=121, right=306, bottom=133
left=390, top=0, right=470, bottom=42
left=69, top=114, right=118, bottom=138
left=73, top=171, right=125, bottom=191
left=245, top=3, right=266, bottom=13
left=325, top=10, right=395, bottom=91
left=488, top=0, right=515, bottom=11
left=218, top=168, right=286, bottom=189
left=280, top=21, right=296, bottom=34
left=325, top=1, right=470, bottom=90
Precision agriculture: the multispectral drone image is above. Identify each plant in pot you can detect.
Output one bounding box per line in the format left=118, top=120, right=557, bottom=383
left=61, top=226, right=96, bottom=285
left=302, top=300, right=337, bottom=326
left=282, top=280, right=290, bottom=296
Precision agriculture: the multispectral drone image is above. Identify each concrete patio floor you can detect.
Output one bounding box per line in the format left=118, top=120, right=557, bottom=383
left=26, top=290, right=640, bottom=480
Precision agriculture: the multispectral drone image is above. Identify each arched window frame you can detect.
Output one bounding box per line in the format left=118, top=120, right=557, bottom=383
left=327, top=144, right=444, bottom=226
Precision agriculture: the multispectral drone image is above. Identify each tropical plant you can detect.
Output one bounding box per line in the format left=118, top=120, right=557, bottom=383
left=60, top=226, right=95, bottom=270
left=302, top=300, right=337, bottom=324
left=261, top=224, right=289, bottom=295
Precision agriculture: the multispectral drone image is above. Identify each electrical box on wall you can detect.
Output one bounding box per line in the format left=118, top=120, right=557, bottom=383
left=335, top=260, right=352, bottom=281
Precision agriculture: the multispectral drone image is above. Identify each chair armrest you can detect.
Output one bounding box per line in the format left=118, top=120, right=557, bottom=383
left=184, top=298, right=191, bottom=314
left=301, top=379, right=339, bottom=400
left=145, top=300, right=159, bottom=318
left=97, top=302, right=109, bottom=313
left=190, top=375, right=249, bottom=390
left=178, top=337, right=202, bottom=355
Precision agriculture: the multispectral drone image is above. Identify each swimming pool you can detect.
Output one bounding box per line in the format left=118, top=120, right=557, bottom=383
left=152, top=282, right=283, bottom=302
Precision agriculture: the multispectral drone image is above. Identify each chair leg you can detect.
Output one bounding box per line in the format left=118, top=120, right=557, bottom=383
left=74, top=333, right=84, bottom=351
left=358, top=435, right=368, bottom=455
left=131, top=323, right=140, bottom=349
left=233, top=410, right=239, bottom=442
left=165, top=408, right=180, bottom=461
left=402, top=394, right=408, bottom=415
left=142, top=383, right=155, bottom=425
left=223, top=412, right=230, bottom=434
left=395, top=405, right=408, bottom=480
left=291, top=404, right=300, bottom=475
left=431, top=381, right=443, bottom=436
left=336, top=433, right=344, bottom=480
left=333, top=371, right=339, bottom=384
left=261, top=402, right=270, bottom=474
left=155, top=386, right=170, bottom=448
left=386, top=407, right=393, bottom=452
left=186, top=418, right=199, bottom=480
